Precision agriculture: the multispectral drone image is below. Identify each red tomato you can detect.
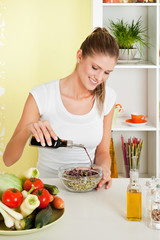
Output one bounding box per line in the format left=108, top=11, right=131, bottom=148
left=32, top=188, right=51, bottom=209
left=2, top=188, right=23, bottom=208
left=23, top=178, right=44, bottom=192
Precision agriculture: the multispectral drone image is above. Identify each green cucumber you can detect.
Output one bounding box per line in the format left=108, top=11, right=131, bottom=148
left=0, top=213, right=3, bottom=222
left=44, top=184, right=59, bottom=195
left=19, top=210, right=37, bottom=230
left=49, top=207, right=64, bottom=223
left=35, top=204, right=53, bottom=228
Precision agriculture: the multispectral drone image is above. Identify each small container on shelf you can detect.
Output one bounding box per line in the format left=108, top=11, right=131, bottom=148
left=118, top=0, right=131, bottom=2
left=112, top=104, right=123, bottom=128
left=137, top=0, right=145, bottom=2
left=103, top=0, right=120, bottom=2
left=103, top=0, right=112, bottom=2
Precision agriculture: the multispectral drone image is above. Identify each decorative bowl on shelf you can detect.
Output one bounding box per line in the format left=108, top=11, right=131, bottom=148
left=119, top=48, right=138, bottom=60
left=58, top=163, right=103, bottom=193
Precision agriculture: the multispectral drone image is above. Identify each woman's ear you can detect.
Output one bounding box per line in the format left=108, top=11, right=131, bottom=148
left=76, top=49, right=82, bottom=63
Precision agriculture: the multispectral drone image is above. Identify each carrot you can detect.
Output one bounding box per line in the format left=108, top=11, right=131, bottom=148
left=51, top=196, right=64, bottom=209
left=49, top=194, right=54, bottom=203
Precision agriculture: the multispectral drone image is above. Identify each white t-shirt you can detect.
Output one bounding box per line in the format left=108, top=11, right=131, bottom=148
left=30, top=79, right=116, bottom=177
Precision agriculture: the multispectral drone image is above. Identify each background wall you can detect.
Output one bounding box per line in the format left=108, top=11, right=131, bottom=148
left=0, top=0, right=91, bottom=175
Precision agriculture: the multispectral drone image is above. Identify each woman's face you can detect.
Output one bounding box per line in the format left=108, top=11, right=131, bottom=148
left=77, top=50, right=117, bottom=91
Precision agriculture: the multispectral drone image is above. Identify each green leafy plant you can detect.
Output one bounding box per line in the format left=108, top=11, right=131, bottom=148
left=109, top=17, right=150, bottom=57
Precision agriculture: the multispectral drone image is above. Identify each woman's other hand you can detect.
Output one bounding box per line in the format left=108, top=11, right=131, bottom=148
left=94, top=105, right=115, bottom=190
left=96, top=167, right=112, bottom=190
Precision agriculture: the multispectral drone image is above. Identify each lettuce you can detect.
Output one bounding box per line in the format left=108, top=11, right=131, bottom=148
left=0, top=173, right=23, bottom=199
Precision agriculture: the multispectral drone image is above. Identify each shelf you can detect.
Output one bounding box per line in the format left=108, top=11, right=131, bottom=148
left=112, top=116, right=156, bottom=131
left=116, top=60, right=157, bottom=68
left=102, top=3, right=158, bottom=7
left=93, top=0, right=160, bottom=178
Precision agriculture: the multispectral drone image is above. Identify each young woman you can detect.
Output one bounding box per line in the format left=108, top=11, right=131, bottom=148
left=3, top=27, right=119, bottom=190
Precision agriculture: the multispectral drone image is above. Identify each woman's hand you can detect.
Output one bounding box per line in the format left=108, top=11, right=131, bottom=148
left=27, top=120, right=57, bottom=147
left=96, top=166, right=112, bottom=190
left=3, top=94, right=58, bottom=167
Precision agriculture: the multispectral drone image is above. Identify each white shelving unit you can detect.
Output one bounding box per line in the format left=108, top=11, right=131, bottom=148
left=92, top=0, right=160, bottom=178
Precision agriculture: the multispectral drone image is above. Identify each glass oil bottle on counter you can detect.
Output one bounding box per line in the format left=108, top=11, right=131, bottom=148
left=127, top=156, right=142, bottom=221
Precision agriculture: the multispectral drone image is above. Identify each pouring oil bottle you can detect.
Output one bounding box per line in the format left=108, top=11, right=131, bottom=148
left=127, top=156, right=142, bottom=221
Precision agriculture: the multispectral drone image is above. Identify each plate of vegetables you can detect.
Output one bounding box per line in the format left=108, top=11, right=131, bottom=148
left=0, top=168, right=65, bottom=235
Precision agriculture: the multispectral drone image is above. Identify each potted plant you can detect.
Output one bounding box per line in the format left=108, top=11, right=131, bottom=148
left=108, top=17, right=150, bottom=60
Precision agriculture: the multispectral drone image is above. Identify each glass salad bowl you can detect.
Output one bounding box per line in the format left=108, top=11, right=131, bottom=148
left=58, top=163, right=103, bottom=193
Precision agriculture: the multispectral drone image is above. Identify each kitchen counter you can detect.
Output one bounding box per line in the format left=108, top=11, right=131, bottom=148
left=0, top=178, right=160, bottom=240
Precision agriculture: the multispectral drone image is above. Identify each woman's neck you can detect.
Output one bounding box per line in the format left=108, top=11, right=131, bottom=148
left=60, top=71, right=93, bottom=100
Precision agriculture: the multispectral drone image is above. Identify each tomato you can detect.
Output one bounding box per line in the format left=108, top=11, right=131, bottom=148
left=23, top=178, right=44, bottom=192
left=2, top=188, right=23, bottom=208
left=32, top=188, right=51, bottom=209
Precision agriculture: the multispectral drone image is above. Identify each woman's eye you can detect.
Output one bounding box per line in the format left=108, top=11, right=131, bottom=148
left=104, top=72, right=109, bottom=75
left=92, top=66, right=98, bottom=70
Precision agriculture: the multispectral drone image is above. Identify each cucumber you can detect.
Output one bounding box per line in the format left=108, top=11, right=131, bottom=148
left=49, top=207, right=64, bottom=223
left=35, top=204, right=53, bottom=228
left=0, top=213, right=3, bottom=222
left=44, top=184, right=59, bottom=195
left=20, top=210, right=37, bottom=230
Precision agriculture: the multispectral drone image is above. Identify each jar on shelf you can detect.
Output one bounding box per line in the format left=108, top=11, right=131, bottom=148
left=137, top=0, right=144, bottom=2
left=103, top=0, right=111, bottom=3
left=119, top=0, right=131, bottom=2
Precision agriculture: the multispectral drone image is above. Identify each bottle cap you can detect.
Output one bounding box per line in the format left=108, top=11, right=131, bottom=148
left=66, top=140, right=74, bottom=147
left=72, top=143, right=85, bottom=148
left=66, top=140, right=85, bottom=148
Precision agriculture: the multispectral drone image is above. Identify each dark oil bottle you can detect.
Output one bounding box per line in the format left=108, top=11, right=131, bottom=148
left=30, top=136, right=92, bottom=165
left=29, top=136, right=83, bottom=148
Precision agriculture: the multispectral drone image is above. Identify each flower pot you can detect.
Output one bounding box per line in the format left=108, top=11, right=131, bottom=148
left=119, top=48, right=137, bottom=60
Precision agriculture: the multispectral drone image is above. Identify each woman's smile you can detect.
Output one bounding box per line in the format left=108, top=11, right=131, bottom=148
left=88, top=77, right=98, bottom=86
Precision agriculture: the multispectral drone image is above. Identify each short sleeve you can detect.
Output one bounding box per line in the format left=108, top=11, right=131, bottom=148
left=29, top=84, right=48, bottom=116
left=103, top=86, right=117, bottom=116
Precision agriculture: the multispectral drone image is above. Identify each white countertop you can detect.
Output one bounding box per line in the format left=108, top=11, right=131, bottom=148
left=1, top=178, right=160, bottom=240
